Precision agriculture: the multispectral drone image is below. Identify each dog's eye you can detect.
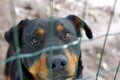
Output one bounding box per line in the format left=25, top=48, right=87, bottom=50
left=63, top=32, right=71, bottom=40
left=31, top=38, right=39, bottom=46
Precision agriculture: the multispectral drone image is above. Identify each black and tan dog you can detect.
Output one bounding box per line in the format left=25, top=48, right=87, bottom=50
left=4, top=15, right=93, bottom=80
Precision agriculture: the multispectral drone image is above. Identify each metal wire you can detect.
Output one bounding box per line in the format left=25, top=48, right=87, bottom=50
left=114, top=61, right=120, bottom=80
left=49, top=0, right=55, bottom=79
left=50, top=0, right=54, bottom=16
left=9, top=0, right=23, bottom=80
left=96, top=0, right=118, bottom=79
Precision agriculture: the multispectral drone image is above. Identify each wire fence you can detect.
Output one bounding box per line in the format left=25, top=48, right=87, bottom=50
left=0, top=0, right=120, bottom=80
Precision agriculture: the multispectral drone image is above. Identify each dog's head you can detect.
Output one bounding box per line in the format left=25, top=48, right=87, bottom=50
left=5, top=15, right=93, bottom=80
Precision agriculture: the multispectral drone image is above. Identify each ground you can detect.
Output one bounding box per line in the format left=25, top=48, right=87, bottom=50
left=0, top=0, right=120, bottom=80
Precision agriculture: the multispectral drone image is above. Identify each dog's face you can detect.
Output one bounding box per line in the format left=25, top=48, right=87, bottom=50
left=5, top=15, right=93, bottom=80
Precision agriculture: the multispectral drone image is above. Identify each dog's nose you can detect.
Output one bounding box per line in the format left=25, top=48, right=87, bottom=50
left=51, top=55, right=67, bottom=71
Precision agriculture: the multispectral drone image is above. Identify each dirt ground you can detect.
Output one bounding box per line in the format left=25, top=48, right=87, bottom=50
left=0, top=0, right=120, bottom=80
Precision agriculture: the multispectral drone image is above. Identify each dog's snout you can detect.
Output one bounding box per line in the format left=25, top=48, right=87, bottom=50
left=51, top=55, right=67, bottom=71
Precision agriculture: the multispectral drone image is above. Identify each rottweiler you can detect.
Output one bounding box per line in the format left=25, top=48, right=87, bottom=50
left=4, top=15, right=93, bottom=80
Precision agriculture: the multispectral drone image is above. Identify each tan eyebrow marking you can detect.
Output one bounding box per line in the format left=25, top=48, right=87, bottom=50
left=36, top=28, right=45, bottom=35
left=56, top=24, right=64, bottom=31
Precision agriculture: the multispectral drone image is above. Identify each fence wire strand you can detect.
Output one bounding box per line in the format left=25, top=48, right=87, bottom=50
left=114, top=61, right=120, bottom=80
left=1, top=0, right=120, bottom=80
left=96, top=0, right=118, bottom=79
left=9, top=0, right=23, bottom=80
left=50, top=0, right=54, bottom=16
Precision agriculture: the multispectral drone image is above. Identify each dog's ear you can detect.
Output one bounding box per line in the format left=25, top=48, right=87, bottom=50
left=66, top=15, right=93, bottom=39
left=4, top=19, right=30, bottom=49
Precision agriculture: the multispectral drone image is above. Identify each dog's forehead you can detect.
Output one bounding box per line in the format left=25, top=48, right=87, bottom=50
left=24, top=17, right=75, bottom=34
left=33, top=17, right=72, bottom=29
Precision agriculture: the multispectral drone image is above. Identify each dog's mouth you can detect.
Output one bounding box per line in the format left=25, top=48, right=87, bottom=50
left=50, top=70, right=75, bottom=80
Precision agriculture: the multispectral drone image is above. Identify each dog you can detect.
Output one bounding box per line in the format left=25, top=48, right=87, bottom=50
left=4, top=15, right=93, bottom=80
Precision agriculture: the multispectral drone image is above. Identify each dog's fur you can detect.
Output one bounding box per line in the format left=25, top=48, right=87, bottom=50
left=4, top=15, right=93, bottom=80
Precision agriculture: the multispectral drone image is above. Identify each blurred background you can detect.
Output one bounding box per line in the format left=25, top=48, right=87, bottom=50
left=0, top=0, right=120, bottom=80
